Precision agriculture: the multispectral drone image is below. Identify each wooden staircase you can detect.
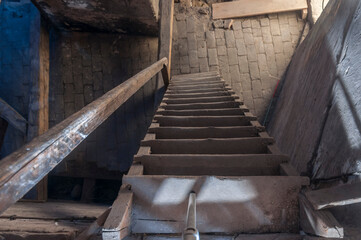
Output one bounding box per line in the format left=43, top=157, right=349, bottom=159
left=102, top=72, right=310, bottom=240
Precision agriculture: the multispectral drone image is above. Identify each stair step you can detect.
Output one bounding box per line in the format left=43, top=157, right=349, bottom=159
left=167, top=87, right=231, bottom=94
left=169, top=79, right=223, bottom=86
left=163, top=96, right=237, bottom=104
left=154, top=115, right=256, bottom=127
left=148, top=126, right=260, bottom=139
left=141, top=138, right=274, bottom=154
left=122, top=175, right=309, bottom=234
left=125, top=234, right=304, bottom=240
left=156, top=108, right=245, bottom=116
left=164, top=91, right=235, bottom=98
left=168, top=83, right=226, bottom=90
left=171, top=71, right=220, bottom=80
left=134, top=154, right=289, bottom=176
left=161, top=101, right=240, bottom=110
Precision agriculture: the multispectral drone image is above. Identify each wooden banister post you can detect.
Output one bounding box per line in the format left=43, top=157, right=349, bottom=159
left=158, top=0, right=174, bottom=85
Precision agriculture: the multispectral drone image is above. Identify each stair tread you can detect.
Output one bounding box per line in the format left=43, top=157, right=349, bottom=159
left=163, top=96, right=237, bottom=104
left=156, top=108, right=245, bottom=116
left=161, top=101, right=241, bottom=110
left=123, top=175, right=309, bottom=234
left=167, top=88, right=231, bottom=94
left=164, top=91, right=235, bottom=98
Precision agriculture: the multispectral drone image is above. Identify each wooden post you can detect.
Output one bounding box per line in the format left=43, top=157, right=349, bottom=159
left=158, top=0, right=174, bottom=84
left=25, top=17, right=50, bottom=202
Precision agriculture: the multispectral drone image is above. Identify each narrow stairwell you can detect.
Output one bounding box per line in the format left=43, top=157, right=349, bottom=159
left=103, top=71, right=310, bottom=240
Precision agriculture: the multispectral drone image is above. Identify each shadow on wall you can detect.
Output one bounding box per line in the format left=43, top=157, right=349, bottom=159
left=267, top=0, right=361, bottom=180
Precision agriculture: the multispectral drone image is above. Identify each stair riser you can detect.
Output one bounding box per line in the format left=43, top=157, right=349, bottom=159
left=141, top=138, right=273, bottom=154
left=168, top=83, right=226, bottom=91
left=155, top=116, right=254, bottom=127
left=169, top=80, right=223, bottom=86
left=149, top=126, right=259, bottom=139
left=164, top=91, right=234, bottom=99
left=135, top=155, right=288, bottom=176
left=161, top=102, right=240, bottom=110
left=156, top=109, right=245, bottom=116
left=163, top=96, right=237, bottom=104
left=167, top=88, right=230, bottom=94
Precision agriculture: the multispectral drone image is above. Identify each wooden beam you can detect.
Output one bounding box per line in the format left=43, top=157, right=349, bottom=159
left=280, top=163, right=300, bottom=176
left=305, top=182, right=361, bottom=210
left=158, top=0, right=174, bottom=84
left=212, top=0, right=308, bottom=20
left=0, top=118, right=8, bottom=151
left=0, top=98, right=27, bottom=134
left=0, top=58, right=168, bottom=215
left=102, top=186, right=133, bottom=240
left=75, top=208, right=111, bottom=240
left=299, top=194, right=344, bottom=238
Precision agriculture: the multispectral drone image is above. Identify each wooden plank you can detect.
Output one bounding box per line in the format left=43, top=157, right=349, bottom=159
left=81, top=178, right=96, bottom=202
left=280, top=163, right=300, bottom=176
left=305, top=182, right=361, bottom=210
left=0, top=118, right=8, bottom=151
left=212, top=0, right=308, bottom=20
left=123, top=175, right=309, bottom=233
left=0, top=98, right=27, bottom=134
left=299, top=194, right=344, bottom=238
left=75, top=208, right=111, bottom=240
left=102, top=186, right=133, bottom=240
left=127, top=164, right=144, bottom=176
left=0, top=58, right=167, bottom=214
left=1, top=201, right=109, bottom=220
left=158, top=0, right=174, bottom=83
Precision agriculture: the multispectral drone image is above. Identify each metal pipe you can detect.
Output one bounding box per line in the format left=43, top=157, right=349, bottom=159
left=182, top=192, right=199, bottom=240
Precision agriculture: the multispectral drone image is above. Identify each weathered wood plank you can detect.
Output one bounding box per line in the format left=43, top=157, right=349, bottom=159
left=299, top=194, right=344, bottom=238
left=0, top=98, right=27, bottom=134
left=75, top=208, right=111, bottom=240
left=0, top=58, right=167, bottom=214
left=158, top=0, right=174, bottom=84
left=212, top=0, right=308, bottom=20
left=102, top=186, right=133, bottom=240
left=127, top=164, right=144, bottom=176
left=305, top=182, right=361, bottom=210
left=280, top=163, right=300, bottom=176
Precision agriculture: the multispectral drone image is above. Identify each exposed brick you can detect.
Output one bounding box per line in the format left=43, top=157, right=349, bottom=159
left=225, top=30, right=236, bottom=48
left=270, top=19, right=281, bottom=36
left=187, top=33, right=197, bottom=50
left=208, top=48, right=218, bottom=66
left=246, top=44, right=257, bottom=62
left=260, top=18, right=270, bottom=27
left=242, top=19, right=251, bottom=28
left=249, top=62, right=260, bottom=80
left=238, top=56, right=249, bottom=73
left=206, top=31, right=216, bottom=48
left=227, top=48, right=238, bottom=65
left=216, top=38, right=226, bottom=46
left=217, top=45, right=227, bottom=56
left=236, top=39, right=247, bottom=56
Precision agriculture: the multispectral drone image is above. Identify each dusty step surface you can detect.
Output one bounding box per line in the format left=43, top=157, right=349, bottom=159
left=134, top=154, right=289, bottom=176
left=156, top=108, right=246, bottom=116
left=166, top=87, right=231, bottom=94
left=169, top=79, right=224, bottom=86
left=168, top=83, right=226, bottom=90
left=154, top=115, right=256, bottom=127
left=148, top=126, right=260, bottom=139
left=122, top=175, right=309, bottom=234
left=161, top=101, right=240, bottom=110
left=163, top=96, right=238, bottom=104
left=141, top=138, right=274, bottom=154
left=164, top=91, right=235, bottom=98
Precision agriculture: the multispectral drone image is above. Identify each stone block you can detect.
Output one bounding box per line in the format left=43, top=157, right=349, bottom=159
left=235, top=39, right=247, bottom=56
left=284, top=41, right=294, bottom=59
left=217, top=45, right=227, bottom=56
left=260, top=18, right=270, bottom=27
left=54, top=94, right=64, bottom=114
left=232, top=21, right=242, bottom=30
left=242, top=19, right=251, bottom=28
left=216, top=38, right=226, bottom=46
left=92, top=55, right=102, bottom=72
left=187, top=33, right=197, bottom=50
left=270, top=19, right=281, bottom=36
left=206, top=31, right=216, bottom=48
left=82, top=53, right=92, bottom=67
left=254, top=37, right=265, bottom=54
left=199, top=57, right=209, bottom=72
left=189, top=50, right=199, bottom=66
left=180, top=55, right=190, bottom=65
left=73, top=74, right=83, bottom=94
left=275, top=52, right=286, bottom=72
left=83, top=66, right=93, bottom=85
left=244, top=32, right=254, bottom=45
left=62, top=67, right=73, bottom=84
left=278, top=13, right=289, bottom=25
left=103, top=74, right=113, bottom=93
left=93, top=71, right=103, bottom=91
left=180, top=65, right=191, bottom=74
left=238, top=56, right=249, bottom=73
left=280, top=25, right=292, bottom=42
left=227, top=48, right=238, bottom=65
left=215, top=29, right=224, bottom=39
left=64, top=83, right=74, bottom=103
left=84, top=85, right=94, bottom=105
left=74, top=94, right=85, bottom=111
left=240, top=73, right=252, bottom=91
left=225, top=30, right=236, bottom=47
left=249, top=62, right=260, bottom=80
left=246, top=44, right=257, bottom=62
left=252, top=80, right=263, bottom=97
left=257, top=53, right=268, bottom=71
left=262, top=26, right=273, bottom=43
left=208, top=48, right=218, bottom=66
left=218, top=55, right=229, bottom=71
left=177, top=21, right=187, bottom=38
left=253, top=27, right=262, bottom=37
left=209, top=66, right=220, bottom=72
left=272, top=36, right=284, bottom=53
left=229, top=64, right=241, bottom=82
left=191, top=67, right=200, bottom=73
left=196, top=22, right=206, bottom=39
left=187, top=17, right=196, bottom=33
left=234, top=30, right=243, bottom=39
left=213, top=20, right=224, bottom=28
left=64, top=102, right=75, bottom=118
left=179, top=38, right=188, bottom=56
left=251, top=19, right=261, bottom=29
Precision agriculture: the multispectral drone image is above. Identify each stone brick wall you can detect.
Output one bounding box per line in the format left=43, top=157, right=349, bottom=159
left=49, top=31, right=159, bottom=177
left=171, top=3, right=305, bottom=118
left=0, top=0, right=39, bottom=158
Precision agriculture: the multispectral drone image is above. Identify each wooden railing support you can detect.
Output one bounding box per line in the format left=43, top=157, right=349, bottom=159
left=0, top=98, right=27, bottom=135
left=0, top=58, right=168, bottom=214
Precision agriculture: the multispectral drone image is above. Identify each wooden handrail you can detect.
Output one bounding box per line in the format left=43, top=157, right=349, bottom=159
left=0, top=97, right=27, bottom=134
left=0, top=58, right=169, bottom=214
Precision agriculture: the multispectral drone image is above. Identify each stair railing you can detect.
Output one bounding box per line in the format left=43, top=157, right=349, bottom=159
left=183, top=192, right=199, bottom=240
left=0, top=57, right=169, bottom=214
